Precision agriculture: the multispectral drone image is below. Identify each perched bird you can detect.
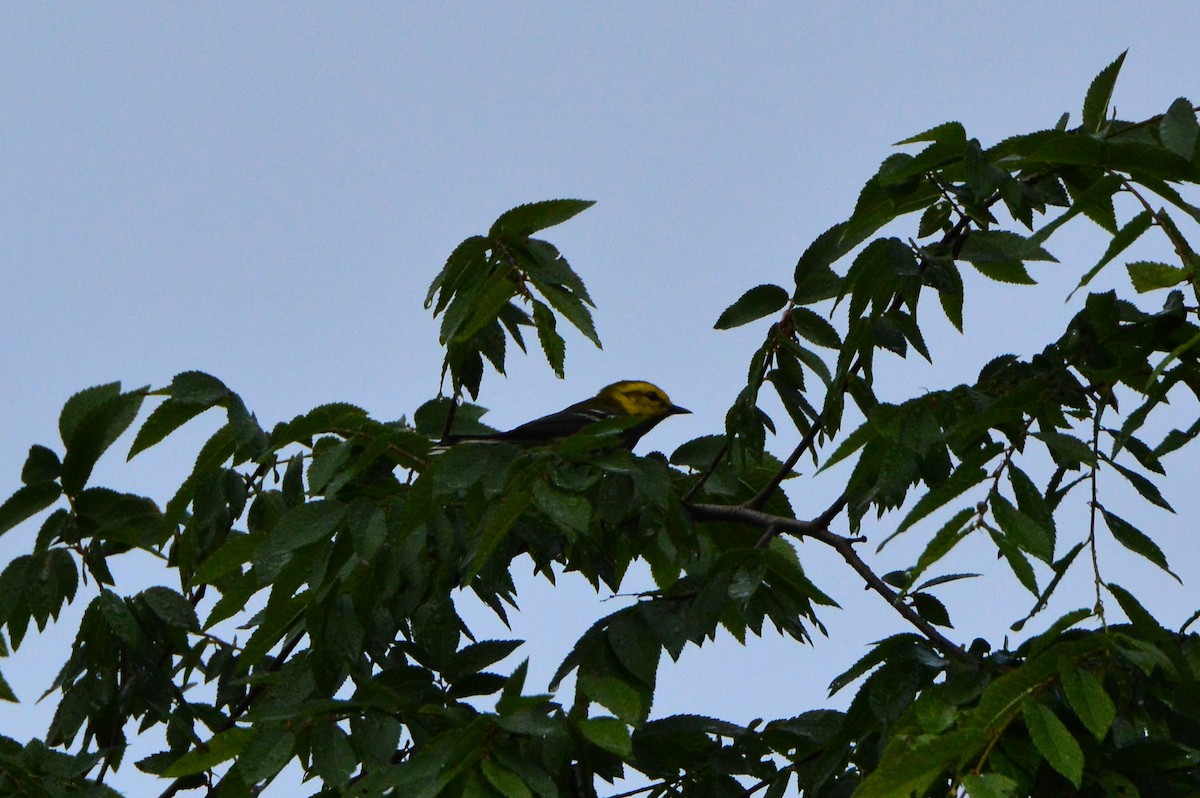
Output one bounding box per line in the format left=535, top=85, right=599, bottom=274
left=445, top=380, right=689, bottom=449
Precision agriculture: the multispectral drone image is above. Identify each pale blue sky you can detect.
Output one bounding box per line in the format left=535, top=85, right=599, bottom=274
left=2, top=6, right=1199, bottom=795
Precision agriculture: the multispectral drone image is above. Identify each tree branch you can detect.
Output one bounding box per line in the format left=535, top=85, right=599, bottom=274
left=685, top=501, right=979, bottom=666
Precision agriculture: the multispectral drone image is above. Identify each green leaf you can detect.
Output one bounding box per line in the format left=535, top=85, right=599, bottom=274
left=1008, top=466, right=1055, bottom=538
left=854, top=727, right=977, bottom=798
left=1126, top=261, right=1192, bottom=293
left=579, top=675, right=644, bottom=725
left=578, top=716, right=632, bottom=757
left=992, top=494, right=1053, bottom=563
left=1101, top=510, right=1178, bottom=581
left=99, top=589, right=141, bottom=646
left=961, top=773, right=1019, bottom=798
left=427, top=235, right=489, bottom=314
left=482, top=759, right=533, bottom=798
left=531, top=300, right=565, bottom=378
left=989, top=527, right=1039, bottom=596
left=1105, top=459, right=1174, bottom=512
left=193, top=532, right=258, bottom=586
left=790, top=306, right=842, bottom=349
left=311, top=722, right=357, bottom=787
left=0, top=483, right=62, bottom=539
left=1021, top=698, right=1083, bottom=787
left=60, top=388, right=146, bottom=496
left=607, top=611, right=660, bottom=687
left=464, top=482, right=533, bottom=583
left=448, top=640, right=523, bottom=680
left=1060, top=663, right=1116, bottom=741
left=907, top=508, right=975, bottom=586
left=909, top=592, right=952, bottom=628
left=58, top=382, right=121, bottom=444
left=489, top=199, right=594, bottom=238
left=793, top=223, right=850, bottom=300
left=1159, top=97, right=1199, bottom=158
left=140, top=586, right=200, bottom=633
left=1106, top=582, right=1170, bottom=643
left=164, top=728, right=253, bottom=777
left=1069, top=211, right=1153, bottom=298
left=253, top=501, right=345, bottom=580
left=0, top=670, right=16, bottom=703
left=128, top=399, right=212, bottom=459
left=21, top=445, right=60, bottom=485
left=1082, top=51, right=1126, bottom=133
left=533, top=281, right=602, bottom=348
left=891, top=454, right=990, bottom=539
left=236, top=725, right=296, bottom=784
left=532, top=483, right=590, bottom=537
left=957, top=231, right=1054, bottom=284
left=714, top=284, right=789, bottom=330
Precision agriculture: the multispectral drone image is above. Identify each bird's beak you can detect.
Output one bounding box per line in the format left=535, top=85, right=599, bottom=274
left=667, top=405, right=691, bottom=416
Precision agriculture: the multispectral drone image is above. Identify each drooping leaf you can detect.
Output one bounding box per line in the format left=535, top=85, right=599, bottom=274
left=1101, top=509, right=1179, bottom=581
left=1022, top=699, right=1083, bottom=787
left=1060, top=663, right=1116, bottom=741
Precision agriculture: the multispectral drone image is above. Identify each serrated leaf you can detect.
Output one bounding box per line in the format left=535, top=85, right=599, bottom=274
left=992, top=494, right=1053, bottom=563
left=531, top=300, right=565, bottom=378
left=489, top=199, right=594, bottom=238
left=790, top=306, right=841, bottom=348
left=714, top=284, right=789, bottom=330
left=532, top=483, right=590, bottom=537
left=1069, top=211, right=1154, bottom=298
left=0, top=670, right=16, bottom=703
left=579, top=675, right=644, bottom=725
left=253, top=501, right=345, bottom=580
left=909, top=592, right=952, bottom=627
left=0, top=483, right=62, bottom=539
left=533, top=281, right=602, bottom=348
left=957, top=231, right=1054, bottom=285
left=464, top=484, right=533, bottom=583
left=1022, top=699, right=1083, bottom=787
left=1060, top=664, right=1116, bottom=741
left=60, top=389, right=146, bottom=496
left=578, top=716, right=632, bottom=757
left=449, top=640, right=523, bottom=680
left=140, top=586, right=200, bottom=632
left=891, top=454, right=989, bottom=540
left=1101, top=509, right=1178, bottom=581
left=1082, top=51, right=1126, bottom=133
left=1106, top=459, right=1174, bottom=512
left=21, top=445, right=60, bottom=485
left=989, top=527, right=1039, bottom=596
left=164, top=728, right=253, bottom=777
left=907, top=508, right=976, bottom=585
left=481, top=759, right=533, bottom=798
left=59, top=382, right=121, bottom=444
left=1126, top=261, right=1191, bottom=293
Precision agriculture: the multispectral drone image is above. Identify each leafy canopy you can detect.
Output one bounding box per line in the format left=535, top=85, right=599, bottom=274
left=2, top=52, right=1200, bottom=798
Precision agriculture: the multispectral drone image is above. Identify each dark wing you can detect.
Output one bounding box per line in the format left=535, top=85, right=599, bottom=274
left=492, top=398, right=616, bottom=443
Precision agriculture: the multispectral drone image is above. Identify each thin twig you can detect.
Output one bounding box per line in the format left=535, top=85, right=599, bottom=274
left=685, top=501, right=978, bottom=666
left=744, top=421, right=825, bottom=510
left=1087, top=404, right=1107, bottom=627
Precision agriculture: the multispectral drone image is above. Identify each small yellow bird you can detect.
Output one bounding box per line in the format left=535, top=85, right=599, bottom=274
left=447, top=380, right=689, bottom=449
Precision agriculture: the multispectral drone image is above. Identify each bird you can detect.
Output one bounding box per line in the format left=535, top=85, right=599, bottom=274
left=443, top=380, right=690, bottom=449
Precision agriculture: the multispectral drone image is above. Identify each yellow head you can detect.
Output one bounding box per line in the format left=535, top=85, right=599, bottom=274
left=597, top=380, right=690, bottom=418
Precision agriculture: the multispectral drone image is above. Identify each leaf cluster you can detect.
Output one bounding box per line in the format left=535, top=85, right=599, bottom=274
left=1, top=53, right=1199, bottom=798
